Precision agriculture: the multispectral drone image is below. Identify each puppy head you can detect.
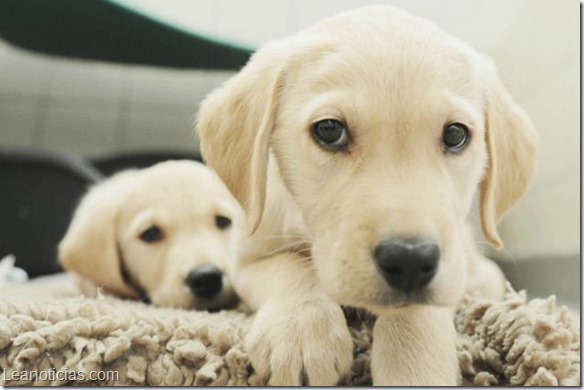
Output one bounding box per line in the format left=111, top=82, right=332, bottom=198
left=59, top=161, right=245, bottom=310
left=197, top=6, right=537, bottom=311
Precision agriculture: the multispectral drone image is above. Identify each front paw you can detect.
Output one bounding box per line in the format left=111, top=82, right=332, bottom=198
left=372, top=308, right=459, bottom=386
left=246, top=297, right=353, bottom=385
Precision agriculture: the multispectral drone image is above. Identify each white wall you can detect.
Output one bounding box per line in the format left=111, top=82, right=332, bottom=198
left=487, top=1, right=580, bottom=260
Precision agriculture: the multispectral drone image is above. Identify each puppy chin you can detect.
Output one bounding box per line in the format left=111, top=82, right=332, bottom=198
left=324, top=275, right=461, bottom=316
left=151, top=284, right=239, bottom=311
left=193, top=290, right=239, bottom=312
left=364, top=289, right=447, bottom=315
left=150, top=288, right=195, bottom=309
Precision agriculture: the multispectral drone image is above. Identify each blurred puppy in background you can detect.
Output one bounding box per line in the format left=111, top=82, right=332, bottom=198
left=59, top=160, right=245, bottom=311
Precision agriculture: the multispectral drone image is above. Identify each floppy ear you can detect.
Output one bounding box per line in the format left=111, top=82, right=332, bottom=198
left=196, top=41, right=290, bottom=233
left=58, top=172, right=137, bottom=297
left=478, top=58, right=539, bottom=250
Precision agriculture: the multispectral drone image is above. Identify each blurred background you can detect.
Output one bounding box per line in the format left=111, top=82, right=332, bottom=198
left=0, top=0, right=579, bottom=308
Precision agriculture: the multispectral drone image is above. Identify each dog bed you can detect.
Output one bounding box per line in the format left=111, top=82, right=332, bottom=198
left=0, top=283, right=579, bottom=386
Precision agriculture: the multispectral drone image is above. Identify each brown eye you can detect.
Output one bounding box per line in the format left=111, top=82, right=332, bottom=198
left=311, top=119, right=349, bottom=151
left=443, top=123, right=469, bottom=153
left=139, top=226, right=163, bottom=243
left=215, top=215, right=231, bottom=230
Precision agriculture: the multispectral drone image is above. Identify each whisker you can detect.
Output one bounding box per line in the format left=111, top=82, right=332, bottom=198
left=262, top=240, right=313, bottom=258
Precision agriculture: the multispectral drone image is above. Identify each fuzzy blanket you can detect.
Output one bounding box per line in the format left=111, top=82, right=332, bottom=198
left=0, top=285, right=579, bottom=386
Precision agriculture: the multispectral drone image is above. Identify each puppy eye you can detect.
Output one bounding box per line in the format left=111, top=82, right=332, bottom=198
left=215, top=215, right=232, bottom=230
left=139, top=226, right=163, bottom=243
left=443, top=123, right=469, bottom=153
left=311, top=119, right=349, bottom=151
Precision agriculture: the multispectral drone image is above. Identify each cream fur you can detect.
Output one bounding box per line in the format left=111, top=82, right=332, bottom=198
left=197, top=5, right=538, bottom=386
left=58, top=160, right=245, bottom=311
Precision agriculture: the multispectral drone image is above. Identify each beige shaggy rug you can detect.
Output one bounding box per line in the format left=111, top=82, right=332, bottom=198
left=0, top=284, right=579, bottom=386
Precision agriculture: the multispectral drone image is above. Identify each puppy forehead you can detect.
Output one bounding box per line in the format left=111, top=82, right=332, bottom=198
left=121, top=162, right=237, bottom=218
left=291, top=45, right=478, bottom=102
left=141, top=162, right=230, bottom=195
left=283, top=6, right=483, bottom=111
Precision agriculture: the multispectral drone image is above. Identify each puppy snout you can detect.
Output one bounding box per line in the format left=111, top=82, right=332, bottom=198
left=185, top=265, right=223, bottom=299
left=374, top=237, right=439, bottom=293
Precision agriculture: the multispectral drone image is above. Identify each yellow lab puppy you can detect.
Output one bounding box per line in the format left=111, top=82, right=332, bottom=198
left=197, top=6, right=537, bottom=385
left=59, top=160, right=245, bottom=311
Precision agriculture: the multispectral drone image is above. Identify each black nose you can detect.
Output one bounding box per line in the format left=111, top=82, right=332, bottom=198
left=185, top=265, right=223, bottom=299
left=374, top=237, right=439, bottom=293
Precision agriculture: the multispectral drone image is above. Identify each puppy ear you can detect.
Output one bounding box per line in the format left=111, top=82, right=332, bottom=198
left=58, top=172, right=137, bottom=297
left=196, top=41, right=290, bottom=233
left=478, top=58, right=539, bottom=250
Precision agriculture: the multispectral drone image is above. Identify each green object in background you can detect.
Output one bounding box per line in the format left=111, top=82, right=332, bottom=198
left=0, top=0, right=253, bottom=70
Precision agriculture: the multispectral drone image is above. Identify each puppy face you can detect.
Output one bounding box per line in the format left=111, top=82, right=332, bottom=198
left=197, top=6, right=538, bottom=313
left=272, top=41, right=486, bottom=310
left=59, top=161, right=245, bottom=310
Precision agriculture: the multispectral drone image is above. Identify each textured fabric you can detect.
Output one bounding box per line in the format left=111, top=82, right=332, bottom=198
left=0, top=286, right=579, bottom=386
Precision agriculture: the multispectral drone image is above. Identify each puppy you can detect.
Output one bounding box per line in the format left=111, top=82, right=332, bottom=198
left=197, top=5, right=538, bottom=385
left=58, top=160, right=245, bottom=311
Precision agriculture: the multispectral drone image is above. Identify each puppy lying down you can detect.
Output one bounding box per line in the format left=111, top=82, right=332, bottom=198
left=197, top=5, right=538, bottom=386
left=58, top=160, right=245, bottom=311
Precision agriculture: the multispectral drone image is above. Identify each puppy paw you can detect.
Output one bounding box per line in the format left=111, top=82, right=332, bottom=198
left=246, top=296, right=353, bottom=385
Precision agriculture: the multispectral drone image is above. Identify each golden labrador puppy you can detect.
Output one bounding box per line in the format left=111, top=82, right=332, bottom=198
left=59, top=160, right=245, bottom=311
left=197, top=5, right=538, bottom=385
